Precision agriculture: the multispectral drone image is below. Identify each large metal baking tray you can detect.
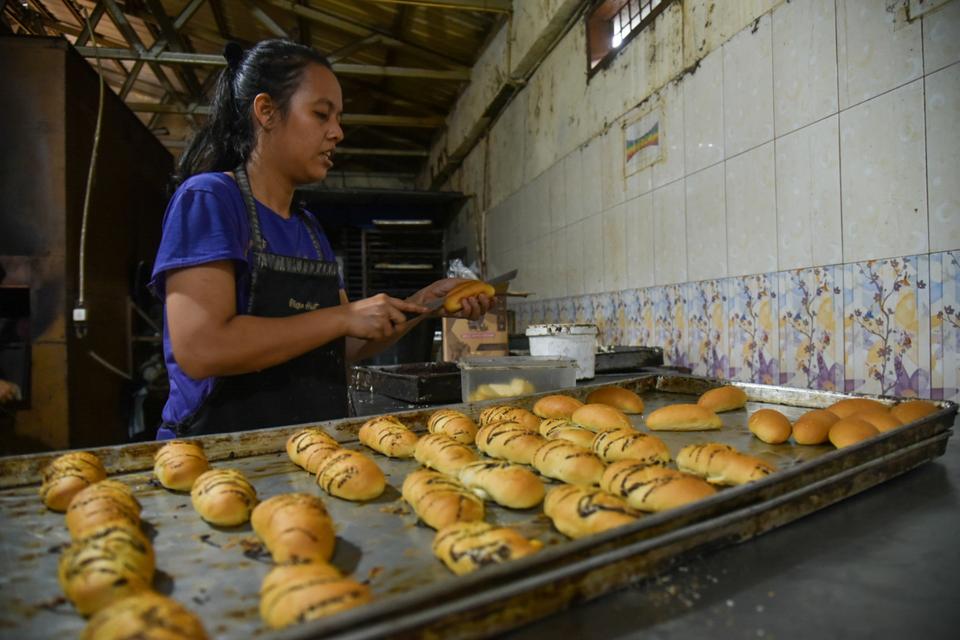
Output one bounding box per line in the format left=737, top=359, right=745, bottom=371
left=594, top=346, right=664, bottom=373
left=349, top=362, right=461, bottom=404
left=0, top=375, right=955, bottom=639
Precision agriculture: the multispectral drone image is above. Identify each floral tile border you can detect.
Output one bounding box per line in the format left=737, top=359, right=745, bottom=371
left=778, top=266, right=844, bottom=391
left=931, top=251, right=960, bottom=401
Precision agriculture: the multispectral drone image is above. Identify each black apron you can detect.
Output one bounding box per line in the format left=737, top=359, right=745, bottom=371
left=163, top=166, right=347, bottom=436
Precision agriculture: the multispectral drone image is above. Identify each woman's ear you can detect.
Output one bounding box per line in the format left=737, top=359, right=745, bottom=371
left=252, top=92, right=276, bottom=129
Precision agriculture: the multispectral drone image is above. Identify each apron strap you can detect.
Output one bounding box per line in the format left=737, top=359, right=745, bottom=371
left=233, top=164, right=267, bottom=252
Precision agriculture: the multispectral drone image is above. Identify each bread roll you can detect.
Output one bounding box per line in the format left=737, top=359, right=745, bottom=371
left=40, top=451, right=107, bottom=512
left=543, top=484, right=640, bottom=539
left=600, top=461, right=717, bottom=512
left=826, top=397, right=888, bottom=419
left=190, top=468, right=258, bottom=527
left=828, top=418, right=879, bottom=448
left=539, top=418, right=596, bottom=449
left=697, top=386, right=747, bottom=412
left=401, top=469, right=484, bottom=530
left=792, top=408, right=838, bottom=445
left=531, top=440, right=605, bottom=486
left=748, top=409, right=792, bottom=444
left=645, top=404, right=723, bottom=431
left=477, top=405, right=540, bottom=431
left=59, top=522, right=155, bottom=616
left=251, top=493, right=335, bottom=564
left=315, top=449, right=386, bottom=501
left=259, top=563, right=372, bottom=630
left=855, top=409, right=902, bottom=433
left=532, top=394, right=584, bottom=419
left=457, top=460, right=545, bottom=509
left=890, top=400, right=938, bottom=424
left=443, top=280, right=495, bottom=313
left=591, top=428, right=671, bottom=465
left=414, top=433, right=479, bottom=476
left=82, top=592, right=208, bottom=640
left=66, top=480, right=140, bottom=540
left=432, top=521, right=542, bottom=575
left=153, top=441, right=209, bottom=491
left=427, top=409, right=479, bottom=444
left=676, top=443, right=776, bottom=485
left=585, top=387, right=644, bottom=414
left=571, top=403, right=633, bottom=432
left=475, top=421, right=548, bottom=465
left=359, top=415, right=418, bottom=458
left=287, top=428, right=340, bottom=473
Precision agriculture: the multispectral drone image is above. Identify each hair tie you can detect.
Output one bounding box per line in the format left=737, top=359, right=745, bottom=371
left=223, top=42, right=244, bottom=71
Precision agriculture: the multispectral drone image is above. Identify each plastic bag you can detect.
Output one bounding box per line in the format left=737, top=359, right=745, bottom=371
left=446, top=258, right=481, bottom=280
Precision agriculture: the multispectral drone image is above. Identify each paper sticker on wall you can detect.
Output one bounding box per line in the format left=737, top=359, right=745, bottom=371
left=623, top=107, right=662, bottom=177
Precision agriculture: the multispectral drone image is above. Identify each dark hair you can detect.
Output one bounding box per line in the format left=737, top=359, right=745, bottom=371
left=174, top=39, right=332, bottom=187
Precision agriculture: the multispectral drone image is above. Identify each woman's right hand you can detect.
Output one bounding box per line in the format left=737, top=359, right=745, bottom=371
left=340, top=293, right=428, bottom=340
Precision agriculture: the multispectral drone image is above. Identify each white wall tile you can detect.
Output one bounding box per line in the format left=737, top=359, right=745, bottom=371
left=840, top=79, right=928, bottom=262
left=652, top=180, right=688, bottom=285
left=726, top=142, right=778, bottom=276
left=926, top=64, right=960, bottom=253
left=772, top=0, right=839, bottom=136
left=563, top=147, right=586, bottom=226
left=836, top=0, right=923, bottom=110
left=653, top=80, right=685, bottom=188
left=563, top=221, right=585, bottom=296
left=581, top=213, right=605, bottom=294
left=775, top=115, right=843, bottom=270
left=683, top=49, right=725, bottom=174
left=602, top=203, right=628, bottom=292
left=626, top=193, right=655, bottom=289
left=600, top=125, right=627, bottom=212
left=923, top=0, right=960, bottom=73
left=547, top=161, right=566, bottom=232
left=685, top=164, right=728, bottom=281
left=528, top=170, right=552, bottom=240
left=548, top=229, right=566, bottom=299
left=581, top=137, right=604, bottom=218
left=723, top=13, right=774, bottom=157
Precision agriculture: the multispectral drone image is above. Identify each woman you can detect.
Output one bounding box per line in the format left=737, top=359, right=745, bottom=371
left=151, top=40, right=490, bottom=438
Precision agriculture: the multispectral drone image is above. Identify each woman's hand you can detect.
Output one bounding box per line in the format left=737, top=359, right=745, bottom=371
left=409, top=278, right=493, bottom=321
left=341, top=293, right=428, bottom=340
left=0, top=379, right=20, bottom=404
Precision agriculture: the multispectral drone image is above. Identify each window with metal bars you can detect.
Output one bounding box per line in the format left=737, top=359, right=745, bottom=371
left=586, top=0, right=677, bottom=76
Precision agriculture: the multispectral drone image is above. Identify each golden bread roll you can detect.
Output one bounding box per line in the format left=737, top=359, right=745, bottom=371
left=315, top=449, right=385, bottom=502
left=828, top=418, right=880, bottom=448
left=676, top=443, right=776, bottom=485
left=259, top=563, right=372, bottom=630
left=543, top=484, right=640, bottom=539
left=571, top=403, right=633, bottom=432
left=539, top=418, right=596, bottom=449
left=443, top=280, right=496, bottom=313
left=531, top=440, right=606, bottom=486
left=475, top=421, right=549, bottom=465
left=600, top=460, right=717, bottom=512
left=826, top=397, right=888, bottom=419
left=251, top=493, right=335, bottom=564
left=585, top=387, right=645, bottom=414
left=286, top=428, right=340, bottom=473
left=477, top=405, right=540, bottom=431
left=81, top=591, right=208, bottom=640
left=402, top=469, right=484, bottom=530
left=359, top=415, right=419, bottom=458
left=414, top=433, right=479, bottom=476
left=153, top=441, right=209, bottom=491
left=532, top=394, right=584, bottom=419
left=190, top=468, right=258, bottom=527
left=855, top=409, right=902, bottom=433
left=697, top=385, right=747, bottom=412
left=66, top=480, right=141, bottom=540
left=890, top=400, right=938, bottom=424
left=457, top=460, right=545, bottom=509
left=792, top=409, right=838, bottom=445
left=645, top=404, right=723, bottom=431
left=591, top=428, right=671, bottom=464
left=427, top=409, right=479, bottom=444
left=432, top=521, right=542, bottom=575
left=59, top=522, right=155, bottom=616
left=748, top=409, right=792, bottom=444
left=40, top=451, right=107, bottom=512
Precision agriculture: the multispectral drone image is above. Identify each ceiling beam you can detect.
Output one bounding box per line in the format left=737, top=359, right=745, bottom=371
left=143, top=0, right=203, bottom=100
left=126, top=102, right=445, bottom=127
left=352, top=0, right=511, bottom=12
left=243, top=0, right=289, bottom=38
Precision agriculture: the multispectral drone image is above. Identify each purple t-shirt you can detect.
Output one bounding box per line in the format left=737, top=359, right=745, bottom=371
left=150, top=172, right=340, bottom=435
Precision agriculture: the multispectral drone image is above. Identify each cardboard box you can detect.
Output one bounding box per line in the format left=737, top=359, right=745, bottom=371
left=442, top=295, right=508, bottom=361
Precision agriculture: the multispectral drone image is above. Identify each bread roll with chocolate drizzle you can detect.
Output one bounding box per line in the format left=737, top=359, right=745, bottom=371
left=600, top=460, right=716, bottom=512
left=315, top=449, right=386, bottom=502
left=477, top=405, right=540, bottom=431
left=251, top=493, right=335, bottom=564
left=402, top=469, right=484, bottom=530
left=585, top=387, right=644, bottom=414
left=531, top=440, right=606, bottom=486
left=81, top=592, right=208, bottom=640
left=432, top=521, right=543, bottom=575
left=591, top=428, right=671, bottom=465
left=40, top=451, right=107, bottom=512
left=414, top=433, right=479, bottom=476
left=358, top=415, right=419, bottom=458
left=539, top=418, right=596, bottom=449
left=475, top=421, right=548, bottom=465
left=457, top=460, right=545, bottom=509
left=286, top=428, right=340, bottom=473
left=427, top=409, right=479, bottom=444
left=677, top=443, right=776, bottom=486
left=532, top=395, right=584, bottom=419
left=190, top=468, right=258, bottom=527
left=66, top=479, right=141, bottom=540
left=571, top=403, right=633, bottom=432
left=259, top=563, right=372, bottom=630
left=543, top=484, right=640, bottom=539
left=153, top=441, right=209, bottom=491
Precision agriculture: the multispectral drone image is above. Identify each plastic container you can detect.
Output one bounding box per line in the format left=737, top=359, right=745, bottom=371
left=525, top=324, right=598, bottom=380
left=458, top=356, right=577, bottom=403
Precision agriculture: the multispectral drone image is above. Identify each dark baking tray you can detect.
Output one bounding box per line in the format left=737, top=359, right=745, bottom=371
left=350, top=361, right=461, bottom=403
left=594, top=346, right=664, bottom=373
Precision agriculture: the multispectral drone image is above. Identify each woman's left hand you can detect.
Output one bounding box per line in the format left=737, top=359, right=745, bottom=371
left=408, top=278, right=492, bottom=321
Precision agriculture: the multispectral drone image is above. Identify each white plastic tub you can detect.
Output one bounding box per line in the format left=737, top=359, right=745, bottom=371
left=525, top=323, right=598, bottom=380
